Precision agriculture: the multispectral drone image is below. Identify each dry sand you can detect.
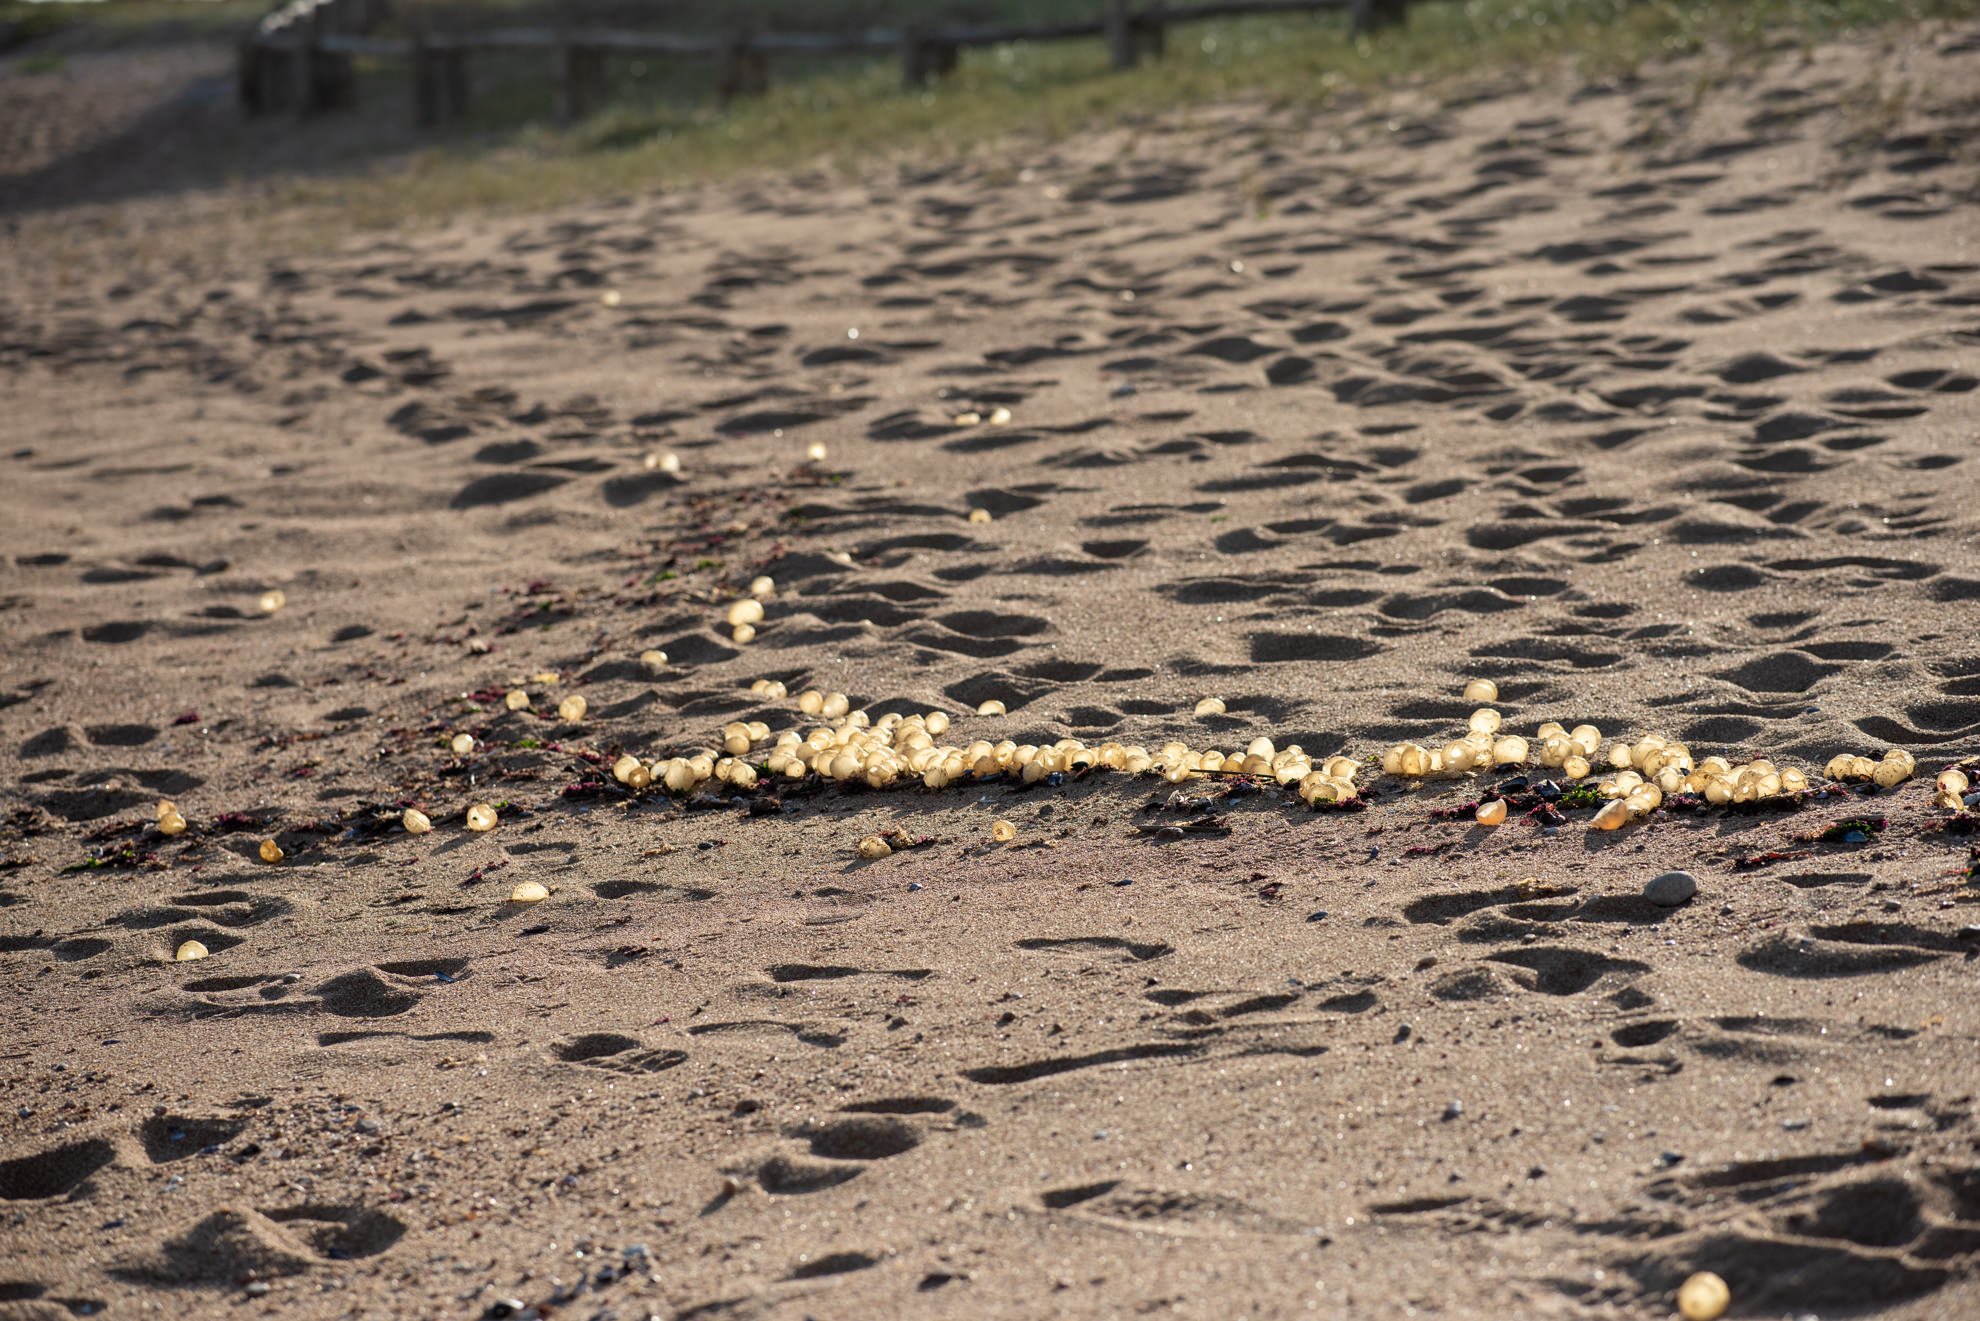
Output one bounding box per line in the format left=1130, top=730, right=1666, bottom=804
left=4, top=21, right=1980, bottom=1321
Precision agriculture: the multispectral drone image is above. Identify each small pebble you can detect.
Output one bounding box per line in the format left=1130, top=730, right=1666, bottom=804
left=1644, top=871, right=1698, bottom=907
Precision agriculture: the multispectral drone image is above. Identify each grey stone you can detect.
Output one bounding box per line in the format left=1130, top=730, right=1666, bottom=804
left=1644, top=870, right=1698, bottom=907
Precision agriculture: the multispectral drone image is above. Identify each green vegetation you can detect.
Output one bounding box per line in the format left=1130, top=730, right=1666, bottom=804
left=12, top=0, right=1977, bottom=229
left=295, top=0, right=1980, bottom=225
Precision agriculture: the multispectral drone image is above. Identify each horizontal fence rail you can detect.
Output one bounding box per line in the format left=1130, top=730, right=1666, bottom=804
left=240, top=0, right=1409, bottom=125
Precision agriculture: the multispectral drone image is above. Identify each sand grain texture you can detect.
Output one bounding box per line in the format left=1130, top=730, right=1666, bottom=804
left=4, top=24, right=1980, bottom=1320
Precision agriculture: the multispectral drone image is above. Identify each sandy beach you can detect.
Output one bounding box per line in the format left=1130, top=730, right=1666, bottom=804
left=4, top=17, right=1980, bottom=1319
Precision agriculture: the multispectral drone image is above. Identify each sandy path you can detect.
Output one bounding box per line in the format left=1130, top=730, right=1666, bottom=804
left=3, top=21, right=1979, bottom=1321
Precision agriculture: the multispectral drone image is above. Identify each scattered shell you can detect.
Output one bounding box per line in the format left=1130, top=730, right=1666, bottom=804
left=600, top=289, right=621, bottom=307
left=508, top=880, right=550, bottom=904
left=505, top=689, right=531, bottom=712
left=749, top=576, right=775, bottom=598
left=967, top=507, right=992, bottom=524
left=640, top=649, right=669, bottom=667
left=1463, top=679, right=1497, bottom=703
left=953, top=411, right=982, bottom=426
left=644, top=451, right=682, bottom=474
left=1194, top=697, right=1227, bottom=717
left=174, top=940, right=209, bottom=962
left=1591, top=800, right=1630, bottom=831
left=858, top=835, right=893, bottom=860
left=732, top=623, right=757, bottom=644
left=1475, top=800, right=1507, bottom=827
left=466, top=803, right=499, bottom=832
left=976, top=699, right=1007, bottom=716
left=451, top=733, right=475, bottom=756
left=1677, top=1271, right=1729, bottom=1321
left=558, top=695, right=587, bottom=723
left=258, top=839, right=284, bottom=863
left=258, top=589, right=285, bottom=614
left=991, top=819, right=1018, bottom=843
left=805, top=442, right=827, bottom=462
left=403, top=808, right=432, bottom=835
left=157, top=811, right=188, bottom=837
left=988, top=406, right=1013, bottom=425
left=728, top=599, right=765, bottom=627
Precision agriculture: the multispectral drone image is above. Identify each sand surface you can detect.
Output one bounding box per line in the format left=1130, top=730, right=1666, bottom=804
left=4, top=21, right=1980, bottom=1321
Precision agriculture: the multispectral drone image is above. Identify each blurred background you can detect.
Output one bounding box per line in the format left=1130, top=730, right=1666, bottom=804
left=2, top=0, right=1968, bottom=221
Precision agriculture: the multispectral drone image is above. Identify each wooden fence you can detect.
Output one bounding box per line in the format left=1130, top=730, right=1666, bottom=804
left=240, top=0, right=1410, bottom=126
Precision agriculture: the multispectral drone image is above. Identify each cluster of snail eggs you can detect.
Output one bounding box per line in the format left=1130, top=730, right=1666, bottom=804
left=1383, top=709, right=1567, bottom=779
left=1825, top=748, right=1915, bottom=789
left=724, top=578, right=775, bottom=644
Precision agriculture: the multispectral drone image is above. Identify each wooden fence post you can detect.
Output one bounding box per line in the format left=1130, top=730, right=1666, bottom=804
left=899, top=28, right=958, bottom=88
left=1133, top=4, right=1167, bottom=61
left=413, top=36, right=439, bottom=126
left=1105, top=0, right=1135, bottom=71
left=553, top=3, right=575, bottom=123
left=899, top=26, right=928, bottom=88
left=292, top=12, right=316, bottom=118
left=442, top=45, right=469, bottom=120
left=718, top=33, right=768, bottom=101
left=568, top=45, right=606, bottom=119
left=1351, top=0, right=1409, bottom=34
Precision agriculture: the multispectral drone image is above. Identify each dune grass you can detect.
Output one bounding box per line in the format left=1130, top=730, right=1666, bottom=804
left=19, top=0, right=1976, bottom=230
left=286, top=0, right=1977, bottom=226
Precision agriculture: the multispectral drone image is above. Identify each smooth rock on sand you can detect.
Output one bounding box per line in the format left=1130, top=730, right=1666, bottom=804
left=1644, top=870, right=1700, bottom=907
